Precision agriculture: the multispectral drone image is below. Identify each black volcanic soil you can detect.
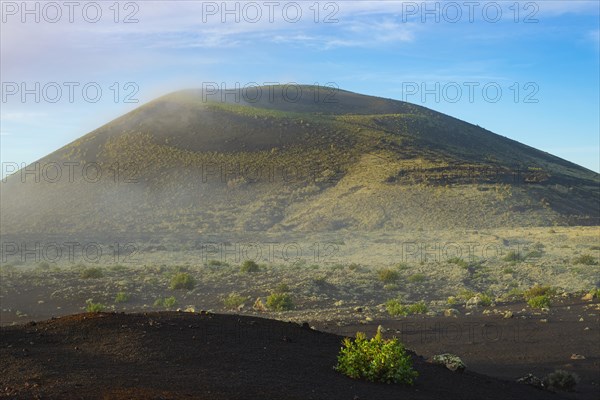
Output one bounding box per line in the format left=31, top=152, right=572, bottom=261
left=0, top=310, right=592, bottom=400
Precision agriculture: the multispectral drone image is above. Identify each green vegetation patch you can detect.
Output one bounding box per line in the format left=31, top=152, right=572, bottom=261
left=527, top=295, right=551, bottom=309
left=170, top=273, right=196, bottom=290
left=223, top=293, right=250, bottom=310
left=240, top=260, right=260, bottom=273
left=266, top=293, right=294, bottom=311
left=81, top=267, right=103, bottom=279
left=378, top=268, right=399, bottom=283
left=335, top=327, right=418, bottom=385
left=85, top=299, right=105, bottom=313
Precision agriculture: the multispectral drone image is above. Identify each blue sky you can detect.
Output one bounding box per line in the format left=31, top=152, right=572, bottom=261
left=1, top=0, right=599, bottom=172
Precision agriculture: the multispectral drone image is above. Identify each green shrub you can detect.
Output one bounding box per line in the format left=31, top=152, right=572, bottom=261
left=408, top=273, right=426, bottom=283
left=501, top=288, right=524, bottom=301
left=544, top=370, right=579, bottom=391
left=154, top=296, right=177, bottom=308
left=386, top=299, right=408, bottom=316
left=503, top=251, right=523, bottom=262
left=266, top=293, right=294, bottom=311
left=457, top=289, right=476, bottom=301
left=478, top=293, right=493, bottom=307
left=114, top=292, right=129, bottom=303
left=81, top=267, right=103, bottom=279
left=170, top=273, right=196, bottom=290
left=447, top=257, right=468, bottom=268
left=378, top=268, right=399, bottom=283
left=240, top=260, right=260, bottom=273
left=502, top=266, right=516, bottom=274
left=207, top=259, right=229, bottom=267
left=446, top=296, right=458, bottom=305
left=527, top=295, right=551, bottom=309
left=573, top=254, right=597, bottom=265
left=224, top=293, right=249, bottom=309
left=525, top=250, right=543, bottom=259
left=386, top=300, right=427, bottom=316
left=85, top=299, right=105, bottom=312
left=407, top=301, right=428, bottom=314
left=335, top=327, right=418, bottom=385
left=523, top=285, right=554, bottom=300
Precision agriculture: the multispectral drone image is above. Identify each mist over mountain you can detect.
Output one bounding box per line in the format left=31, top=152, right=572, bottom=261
left=1, top=85, right=598, bottom=237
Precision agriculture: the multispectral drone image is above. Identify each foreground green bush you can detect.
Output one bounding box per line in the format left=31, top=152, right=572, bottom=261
left=170, top=273, right=196, bottom=290
left=335, top=327, right=418, bottom=384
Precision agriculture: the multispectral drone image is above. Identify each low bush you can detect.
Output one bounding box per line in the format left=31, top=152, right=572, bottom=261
left=386, top=299, right=428, bottom=316
left=478, top=293, right=493, bottom=306
left=81, top=267, right=103, bottom=279
left=335, top=326, right=418, bottom=384
left=85, top=299, right=105, bottom=312
left=170, top=273, right=196, bottom=290
left=408, top=273, right=426, bottom=283
left=240, top=260, right=260, bottom=273
left=154, top=296, right=177, bottom=308
left=223, top=293, right=249, bottom=309
left=266, top=292, right=294, bottom=311
left=447, top=257, right=468, bottom=268
left=502, top=266, right=516, bottom=274
left=503, top=251, right=524, bottom=263
left=114, top=292, right=129, bottom=303
left=544, top=370, right=579, bottom=391
left=527, top=295, right=551, bottom=309
left=207, top=259, right=229, bottom=267
left=523, top=285, right=554, bottom=300
left=386, top=299, right=408, bottom=316
left=407, top=301, right=428, bottom=314
left=457, top=289, right=476, bottom=301
left=378, top=268, right=399, bottom=283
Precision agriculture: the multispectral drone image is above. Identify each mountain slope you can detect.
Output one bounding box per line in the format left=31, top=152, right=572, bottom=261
left=1, top=85, right=598, bottom=236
